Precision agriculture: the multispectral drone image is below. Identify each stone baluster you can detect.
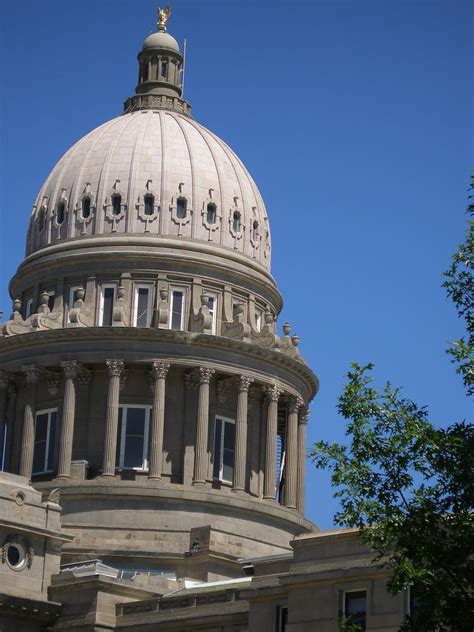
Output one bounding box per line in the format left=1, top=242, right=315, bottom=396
left=297, top=406, right=309, bottom=514
left=263, top=384, right=281, bottom=500
left=57, top=361, right=79, bottom=479
left=232, top=375, right=254, bottom=492
left=0, top=371, right=10, bottom=466
left=19, top=365, right=41, bottom=479
left=148, top=361, right=170, bottom=479
left=193, top=367, right=215, bottom=485
left=102, top=360, right=125, bottom=478
left=285, top=397, right=302, bottom=509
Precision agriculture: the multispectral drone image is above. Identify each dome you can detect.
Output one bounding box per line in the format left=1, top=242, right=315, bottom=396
left=143, top=31, right=179, bottom=52
left=28, top=110, right=271, bottom=270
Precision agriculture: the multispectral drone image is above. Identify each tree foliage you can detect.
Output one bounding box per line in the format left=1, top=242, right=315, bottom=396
left=312, top=179, right=474, bottom=631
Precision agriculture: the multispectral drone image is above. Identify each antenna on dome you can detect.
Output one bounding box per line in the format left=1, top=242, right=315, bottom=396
left=182, top=38, right=187, bottom=97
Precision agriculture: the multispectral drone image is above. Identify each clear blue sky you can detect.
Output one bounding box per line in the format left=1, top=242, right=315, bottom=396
left=0, top=0, right=472, bottom=529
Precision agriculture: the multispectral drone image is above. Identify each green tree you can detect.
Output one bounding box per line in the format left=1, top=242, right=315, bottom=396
left=312, top=179, right=474, bottom=631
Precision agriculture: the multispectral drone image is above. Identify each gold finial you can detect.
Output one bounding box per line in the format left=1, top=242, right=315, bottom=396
left=157, top=4, right=171, bottom=32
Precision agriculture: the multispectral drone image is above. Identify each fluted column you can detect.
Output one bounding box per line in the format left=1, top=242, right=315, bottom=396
left=148, top=361, right=170, bottom=479
left=297, top=406, right=309, bottom=514
left=102, top=360, right=124, bottom=478
left=193, top=367, right=215, bottom=485
left=19, top=365, right=41, bottom=479
left=57, top=361, right=79, bottom=479
left=263, top=384, right=281, bottom=500
left=0, top=371, right=10, bottom=468
left=285, top=397, right=301, bottom=509
left=232, top=375, right=253, bottom=492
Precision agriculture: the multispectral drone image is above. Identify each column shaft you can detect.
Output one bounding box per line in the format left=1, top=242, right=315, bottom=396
left=297, top=408, right=309, bottom=514
left=0, top=373, right=9, bottom=468
left=102, top=360, right=124, bottom=477
left=263, top=385, right=280, bottom=500
left=285, top=399, right=300, bottom=509
left=193, top=367, right=214, bottom=485
left=57, top=362, right=78, bottom=479
left=19, top=365, right=40, bottom=479
left=232, top=376, right=253, bottom=492
left=148, top=362, right=170, bottom=479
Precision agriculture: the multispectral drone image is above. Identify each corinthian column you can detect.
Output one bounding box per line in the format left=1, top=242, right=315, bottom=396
left=297, top=406, right=309, bottom=514
left=57, top=361, right=79, bottom=479
left=148, top=361, right=170, bottom=479
left=285, top=397, right=302, bottom=509
left=0, top=371, right=10, bottom=467
left=263, top=384, right=281, bottom=500
left=193, top=367, right=215, bottom=485
left=19, top=365, right=41, bottom=479
left=102, top=360, right=124, bottom=478
left=232, top=375, right=253, bottom=492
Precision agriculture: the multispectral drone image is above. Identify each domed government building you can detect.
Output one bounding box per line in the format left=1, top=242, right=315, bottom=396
left=0, top=7, right=409, bottom=631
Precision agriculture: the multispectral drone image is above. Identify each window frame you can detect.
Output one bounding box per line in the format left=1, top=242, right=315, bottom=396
left=67, top=285, right=81, bottom=323
left=276, top=605, right=288, bottom=632
left=116, top=405, right=151, bottom=471
left=24, top=298, right=33, bottom=319
left=133, top=284, right=153, bottom=328
left=169, top=286, right=186, bottom=331
left=255, top=308, right=263, bottom=332
left=32, top=408, right=57, bottom=475
left=343, top=588, right=367, bottom=631
left=206, top=293, right=218, bottom=335
left=212, top=415, right=236, bottom=484
left=99, top=283, right=117, bottom=326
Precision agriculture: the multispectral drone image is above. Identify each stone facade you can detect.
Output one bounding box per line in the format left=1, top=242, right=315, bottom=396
left=0, top=8, right=409, bottom=631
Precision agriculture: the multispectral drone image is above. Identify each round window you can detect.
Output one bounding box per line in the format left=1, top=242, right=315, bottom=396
left=6, top=542, right=26, bottom=570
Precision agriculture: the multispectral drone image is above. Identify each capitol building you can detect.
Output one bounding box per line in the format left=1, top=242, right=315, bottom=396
left=0, top=8, right=409, bottom=631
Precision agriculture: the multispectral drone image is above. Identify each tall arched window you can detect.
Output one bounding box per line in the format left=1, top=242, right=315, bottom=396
left=144, top=194, right=155, bottom=216
left=251, top=220, right=259, bottom=241
left=232, top=211, right=241, bottom=233
left=82, top=197, right=91, bottom=219
left=161, top=60, right=168, bottom=79
left=176, top=197, right=187, bottom=219
left=57, top=202, right=66, bottom=225
left=112, top=194, right=122, bottom=216
left=206, top=203, right=216, bottom=225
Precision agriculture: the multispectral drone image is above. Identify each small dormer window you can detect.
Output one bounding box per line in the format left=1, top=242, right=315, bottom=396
left=252, top=220, right=258, bottom=241
left=161, top=60, right=168, bottom=79
left=82, top=197, right=91, bottom=219
left=144, top=194, right=155, bottom=216
left=112, top=195, right=122, bottom=216
left=232, top=211, right=241, bottom=233
left=177, top=197, right=187, bottom=219
left=57, top=202, right=66, bottom=225
left=206, top=203, right=216, bottom=225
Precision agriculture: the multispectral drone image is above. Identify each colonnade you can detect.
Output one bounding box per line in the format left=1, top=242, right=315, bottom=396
left=8, top=361, right=309, bottom=513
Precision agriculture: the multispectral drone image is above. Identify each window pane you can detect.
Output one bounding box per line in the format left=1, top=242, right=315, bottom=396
left=116, top=408, right=123, bottom=466
left=213, top=419, right=222, bottom=480
left=102, top=287, right=115, bottom=326
left=33, top=413, right=49, bottom=473
left=176, top=198, right=187, bottom=219
left=136, top=287, right=150, bottom=328
left=222, top=421, right=235, bottom=482
left=171, top=291, right=183, bottom=330
left=206, top=204, right=216, bottom=224
left=345, top=591, right=367, bottom=630
left=123, top=436, right=144, bottom=468
left=125, top=408, right=146, bottom=436
left=144, top=195, right=154, bottom=216
left=112, top=195, right=121, bottom=215
left=82, top=198, right=91, bottom=218
left=161, top=61, right=168, bottom=78
left=47, top=411, right=56, bottom=471
left=35, top=413, right=49, bottom=442
left=57, top=203, right=65, bottom=225
left=33, top=440, right=46, bottom=474
left=47, top=294, right=55, bottom=311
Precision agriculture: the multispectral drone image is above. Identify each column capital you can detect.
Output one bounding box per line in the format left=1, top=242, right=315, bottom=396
left=106, top=359, right=125, bottom=377
left=21, top=364, right=42, bottom=384
left=198, top=367, right=215, bottom=384
left=61, top=360, right=79, bottom=380
left=264, top=383, right=282, bottom=402
left=237, top=375, right=254, bottom=393
left=150, top=361, right=170, bottom=380
left=298, top=405, right=310, bottom=425
left=288, top=396, right=304, bottom=414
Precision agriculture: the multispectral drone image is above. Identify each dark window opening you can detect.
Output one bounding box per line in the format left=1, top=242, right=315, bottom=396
left=38, top=208, right=46, bottom=232
left=176, top=197, right=187, bottom=219
left=102, top=287, right=115, bottom=326
left=82, top=197, right=91, bottom=218
left=47, top=293, right=55, bottom=312
left=112, top=195, right=122, bottom=216
left=136, top=287, right=150, bottom=328
left=144, top=194, right=155, bottom=216
left=277, top=606, right=288, bottom=632
left=33, top=410, right=57, bottom=474
left=57, top=202, right=66, bottom=225
left=252, top=220, right=258, bottom=240
left=232, top=211, right=241, bottom=233
left=170, top=290, right=184, bottom=330
left=141, top=61, right=149, bottom=82
left=161, top=61, right=168, bottom=78
left=344, top=591, right=367, bottom=631
left=117, top=406, right=149, bottom=469
left=206, top=203, right=217, bottom=225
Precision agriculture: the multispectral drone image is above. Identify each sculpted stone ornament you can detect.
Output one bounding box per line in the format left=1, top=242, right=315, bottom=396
left=150, top=361, right=171, bottom=381
left=221, top=302, right=251, bottom=342
left=250, top=307, right=280, bottom=348
left=48, top=488, right=61, bottom=505
left=157, top=4, right=171, bottom=31
left=156, top=288, right=169, bottom=329
left=189, top=293, right=213, bottom=334
left=1, top=535, right=34, bottom=570
left=2, top=299, right=31, bottom=336
left=30, top=292, right=61, bottom=332
left=68, top=287, right=93, bottom=328
left=106, top=360, right=125, bottom=378
left=198, top=367, right=215, bottom=384
left=112, top=286, right=127, bottom=327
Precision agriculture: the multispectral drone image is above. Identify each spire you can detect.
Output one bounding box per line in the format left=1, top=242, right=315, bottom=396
left=123, top=6, right=191, bottom=117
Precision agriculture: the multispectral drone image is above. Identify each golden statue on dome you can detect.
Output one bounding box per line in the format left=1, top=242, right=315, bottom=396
left=157, top=4, right=171, bottom=31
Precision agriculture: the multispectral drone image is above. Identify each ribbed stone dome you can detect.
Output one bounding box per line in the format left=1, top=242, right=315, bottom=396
left=28, top=110, right=271, bottom=270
